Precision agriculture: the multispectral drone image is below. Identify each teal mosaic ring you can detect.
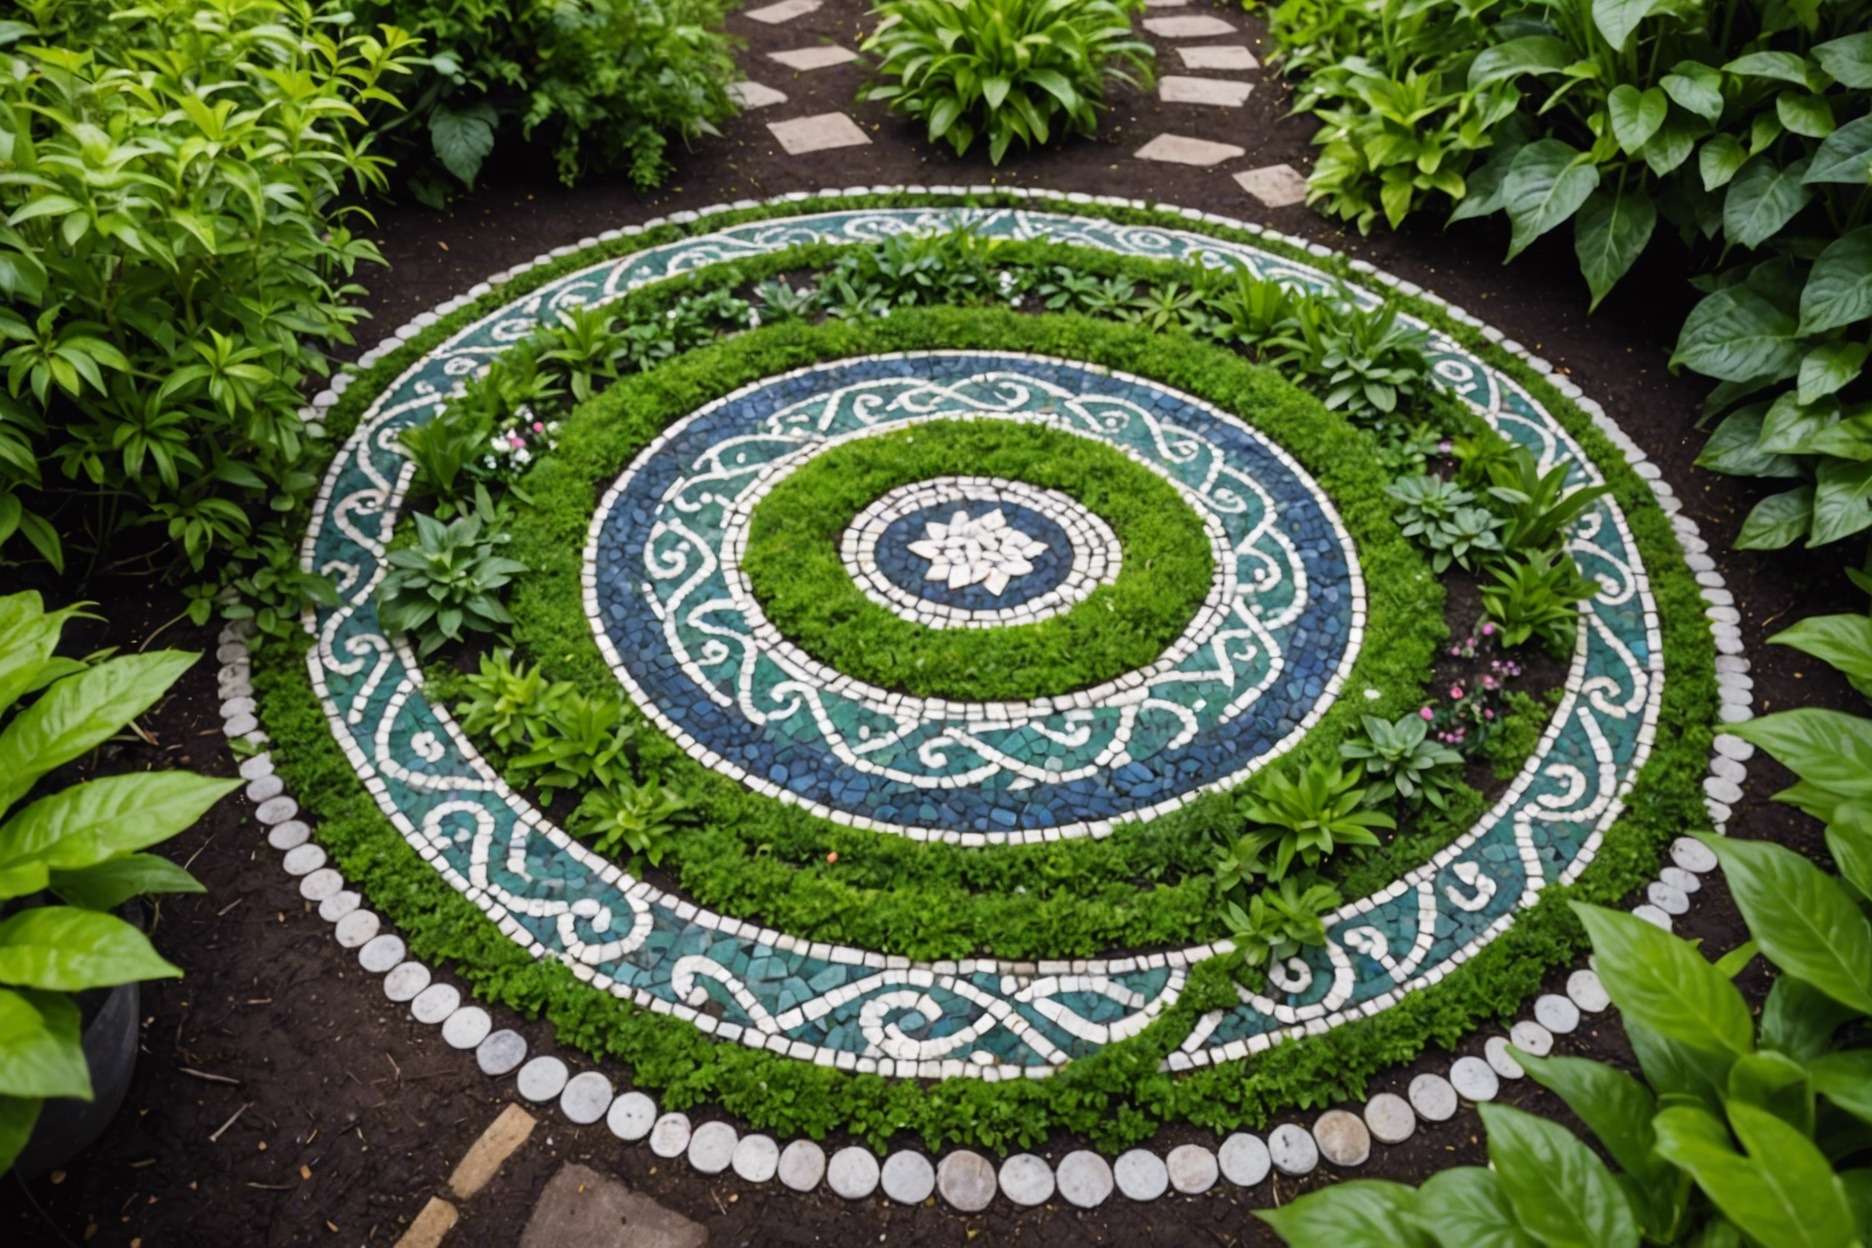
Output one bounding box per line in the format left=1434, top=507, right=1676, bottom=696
left=299, top=197, right=1665, bottom=1080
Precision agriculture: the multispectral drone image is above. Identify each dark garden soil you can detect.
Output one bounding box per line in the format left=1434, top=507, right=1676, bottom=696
left=2, top=2, right=1861, bottom=1244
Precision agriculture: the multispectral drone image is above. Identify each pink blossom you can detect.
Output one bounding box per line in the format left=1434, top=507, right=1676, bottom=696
left=1419, top=706, right=1435, bottom=722
left=533, top=421, right=545, bottom=433
left=1449, top=684, right=1465, bottom=700
left=1481, top=621, right=1496, bottom=637
left=1482, top=674, right=1498, bottom=690
left=508, top=433, right=525, bottom=448
left=1484, top=708, right=1496, bottom=720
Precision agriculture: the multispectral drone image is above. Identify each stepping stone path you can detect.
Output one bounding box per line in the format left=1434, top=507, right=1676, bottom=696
left=881, top=1151, right=936, bottom=1204
left=744, top=0, right=820, bottom=21
left=1159, top=75, right=1253, bottom=107
left=1451, top=1055, right=1501, bottom=1102
left=828, top=1146, right=881, bottom=1200
left=1409, top=1072, right=1460, bottom=1121
left=520, top=1163, right=704, bottom=1248
left=1136, top=134, right=1245, bottom=167
left=649, top=1112, right=693, bottom=1159
left=1143, top=14, right=1237, bottom=36
left=937, top=1151, right=997, bottom=1212
left=779, top=1140, right=827, bottom=1192
left=516, top=1055, right=569, bottom=1104
left=687, top=1121, right=738, bottom=1174
left=768, top=112, right=870, bottom=156
left=999, top=1153, right=1055, bottom=1206
left=1167, top=1143, right=1219, bottom=1194
left=606, top=1091, right=656, bottom=1142
left=560, top=1072, right=612, bottom=1125
left=767, top=45, right=857, bottom=71
left=1268, top=1123, right=1319, bottom=1176
left=1056, top=1150, right=1115, bottom=1209
left=1314, top=1109, right=1372, bottom=1167
left=729, top=80, right=788, bottom=109
left=1114, top=1149, right=1170, bottom=1202
left=1235, top=164, right=1311, bottom=208
left=1219, top=1133, right=1271, bottom=1186
left=732, top=1134, right=781, bottom=1183
left=476, top=1029, right=526, bottom=1077
left=1364, top=1092, right=1417, bottom=1144
left=1178, top=44, right=1259, bottom=70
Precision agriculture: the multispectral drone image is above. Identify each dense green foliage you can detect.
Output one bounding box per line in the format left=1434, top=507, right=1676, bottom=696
left=860, top=0, right=1155, bottom=163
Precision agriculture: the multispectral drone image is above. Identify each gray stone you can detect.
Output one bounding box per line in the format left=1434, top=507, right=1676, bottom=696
left=881, top=1151, right=935, bottom=1204
left=1633, top=903, right=1674, bottom=930
left=732, top=1133, right=780, bottom=1183
left=728, top=80, right=788, bottom=110
left=442, top=1005, right=492, bottom=1050
left=1486, top=1035, right=1526, bottom=1078
left=606, top=1091, right=657, bottom=1141
left=1408, top=1073, right=1459, bottom=1121
left=768, top=112, right=870, bottom=155
left=1450, top=1055, right=1500, bottom=1101
left=477, top=1029, right=527, bottom=1076
left=649, top=1112, right=692, bottom=1159
left=383, top=960, right=432, bottom=1003
left=1218, top=1133, right=1271, bottom=1186
left=998, top=1153, right=1053, bottom=1206
left=1167, top=1144, right=1219, bottom=1194
left=745, top=0, right=819, bottom=20
left=411, top=982, right=460, bottom=1025
left=1314, top=1109, right=1372, bottom=1167
left=1159, top=75, right=1253, bottom=107
left=778, top=1139, right=827, bottom=1192
left=245, top=773, right=284, bottom=803
left=1143, top=14, right=1236, bottom=35
left=1510, top=1019, right=1554, bottom=1057
left=1234, top=164, right=1310, bottom=208
left=267, top=820, right=310, bottom=851
left=298, top=868, right=343, bottom=902
left=517, top=1056, right=569, bottom=1103
left=1363, top=1092, right=1416, bottom=1144
left=1113, top=1149, right=1168, bottom=1201
left=1534, top=993, right=1581, bottom=1034
left=255, top=796, right=299, bottom=825
left=560, top=1071, right=613, bottom=1125
left=1269, top=1123, right=1319, bottom=1175
left=519, top=1162, right=705, bottom=1248
left=224, top=712, right=259, bottom=737
left=1567, top=968, right=1611, bottom=1012
left=1056, top=1150, right=1113, bottom=1208
left=827, top=1146, right=880, bottom=1200
left=938, top=1150, right=997, bottom=1212
left=1660, top=864, right=1703, bottom=893
left=281, top=842, right=325, bottom=876
left=239, top=753, right=274, bottom=781
left=767, top=45, right=858, bottom=71
left=687, top=1121, right=737, bottom=1174
left=1177, top=44, right=1258, bottom=71
left=1135, top=133, right=1244, bottom=167
left=358, top=932, right=405, bottom=973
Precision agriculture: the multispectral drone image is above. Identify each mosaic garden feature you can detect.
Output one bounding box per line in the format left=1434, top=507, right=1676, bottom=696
left=248, top=191, right=1719, bottom=1155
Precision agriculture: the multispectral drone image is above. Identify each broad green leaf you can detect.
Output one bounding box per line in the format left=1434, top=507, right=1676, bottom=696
left=1735, top=485, right=1813, bottom=549
left=1778, top=93, right=1836, bottom=139
left=1480, top=1102, right=1640, bottom=1248
left=1672, top=286, right=1802, bottom=382
left=1726, top=1050, right=1813, bottom=1134
left=1733, top=709, right=1872, bottom=795
left=1642, top=116, right=1699, bottom=176
left=1592, top=0, right=1664, bottom=51
left=1723, top=51, right=1817, bottom=85
left=1799, top=227, right=1872, bottom=335
left=1573, top=903, right=1753, bottom=1057
left=1770, top=614, right=1872, bottom=698
left=1656, top=1103, right=1859, bottom=1248
left=1411, top=1168, right=1540, bottom=1247
left=1814, top=33, right=1872, bottom=89
left=1809, top=1051, right=1872, bottom=1125
left=1759, top=974, right=1858, bottom=1059
left=1802, top=341, right=1871, bottom=404
left=52, top=853, right=203, bottom=911
left=0, top=651, right=197, bottom=815
left=428, top=103, right=497, bottom=188
left=1700, top=134, right=1748, bottom=190
left=1724, top=157, right=1815, bottom=248
left=1608, top=85, right=1667, bottom=152
left=1470, top=36, right=1572, bottom=86
left=1514, top=1051, right=1658, bottom=1177
left=0, top=861, right=46, bottom=900
left=1575, top=187, right=1656, bottom=309
left=0, top=1094, right=40, bottom=1176
left=1503, top=140, right=1600, bottom=261
left=1829, top=803, right=1872, bottom=900
left=1814, top=458, right=1872, bottom=545
left=1450, top=141, right=1519, bottom=224
left=0, top=772, right=236, bottom=876
left=0, top=594, right=85, bottom=721
left=0, top=907, right=179, bottom=991
left=1759, top=392, right=1838, bottom=453
left=0, top=987, right=87, bottom=1099
left=1806, top=114, right=1872, bottom=186
left=1256, top=1180, right=1432, bottom=1246
left=1700, top=833, right=1872, bottom=1013
left=1696, top=406, right=1801, bottom=477
left=1662, top=62, right=1724, bottom=122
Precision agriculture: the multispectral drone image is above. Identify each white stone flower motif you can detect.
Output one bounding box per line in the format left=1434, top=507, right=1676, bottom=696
left=906, top=507, right=1049, bottom=596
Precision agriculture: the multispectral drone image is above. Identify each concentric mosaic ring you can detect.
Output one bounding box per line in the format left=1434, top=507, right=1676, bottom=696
left=296, top=195, right=1679, bottom=1084
left=841, top=476, right=1120, bottom=629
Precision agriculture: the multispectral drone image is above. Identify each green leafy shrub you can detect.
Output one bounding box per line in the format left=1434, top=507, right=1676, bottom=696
left=1340, top=712, right=1463, bottom=809
left=1387, top=475, right=1505, bottom=571
left=0, top=0, right=416, bottom=586
left=1222, top=877, right=1341, bottom=985
left=1232, top=759, right=1396, bottom=881
left=377, top=501, right=526, bottom=656
left=455, top=649, right=562, bottom=750
left=1482, top=445, right=1614, bottom=553
left=0, top=591, right=234, bottom=1175
left=511, top=689, right=636, bottom=791
left=354, top=0, right=738, bottom=197
left=570, top=776, right=696, bottom=864
left=1482, top=547, right=1599, bottom=652
left=860, top=0, right=1155, bottom=164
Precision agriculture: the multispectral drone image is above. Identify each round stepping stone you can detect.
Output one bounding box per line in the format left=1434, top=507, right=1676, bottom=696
left=442, top=1006, right=492, bottom=1050
left=299, top=867, right=343, bottom=901
left=1633, top=903, right=1673, bottom=930
left=256, top=796, right=299, bottom=826
left=1114, top=1149, right=1168, bottom=1201
left=317, top=890, right=359, bottom=922
left=827, top=1146, right=879, bottom=1200
left=606, top=1091, right=657, bottom=1141
left=1218, top=1133, right=1271, bottom=1186
left=1363, top=1092, right=1416, bottom=1144
left=1567, top=968, right=1611, bottom=1012
left=1510, top=1019, right=1554, bottom=1057
left=937, top=1150, right=996, bottom=1212
left=476, top=1028, right=526, bottom=1076
left=561, top=1071, right=613, bottom=1125
left=779, top=1139, right=827, bottom=1193
left=1268, top=1123, right=1318, bottom=1176
left=1648, top=879, right=1691, bottom=915
left=1450, top=1055, right=1500, bottom=1101
left=881, top=1151, right=935, bottom=1204
left=334, top=909, right=379, bottom=949
left=998, top=1153, right=1053, bottom=1207
left=1486, top=1035, right=1525, bottom=1078
left=1671, top=836, right=1718, bottom=873
left=516, top=1055, right=568, bottom=1103
left=1056, top=1150, right=1114, bottom=1208
left=358, top=933, right=405, bottom=974
left=239, top=754, right=274, bottom=780
left=687, top=1121, right=737, bottom=1174
left=649, top=1112, right=692, bottom=1159
left=1408, top=1073, right=1458, bottom=1121
left=383, top=961, right=431, bottom=1003
left=411, top=982, right=460, bottom=1025
left=732, top=1133, right=780, bottom=1183
left=281, top=842, right=324, bottom=876
left=1534, top=993, right=1580, bottom=1034
left=245, top=773, right=284, bottom=803
left=1167, top=1143, right=1218, bottom=1194
left=268, top=820, right=310, bottom=851
left=1659, top=864, right=1702, bottom=894
left=1314, top=1109, right=1371, bottom=1167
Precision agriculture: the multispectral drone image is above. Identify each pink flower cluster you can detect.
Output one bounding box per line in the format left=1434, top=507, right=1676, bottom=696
left=1420, top=625, right=1526, bottom=749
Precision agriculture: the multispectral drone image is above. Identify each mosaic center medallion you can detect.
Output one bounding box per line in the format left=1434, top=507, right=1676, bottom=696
left=585, top=353, right=1364, bottom=843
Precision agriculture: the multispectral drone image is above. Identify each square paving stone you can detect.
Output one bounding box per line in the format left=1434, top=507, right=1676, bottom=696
left=1135, top=132, right=1245, bottom=167
left=768, top=112, right=871, bottom=155
left=1177, top=44, right=1259, bottom=71
left=520, top=1163, right=704, bottom=1248
left=1234, top=162, right=1311, bottom=207
left=1159, top=75, right=1254, bottom=107
left=768, top=45, right=859, bottom=71
left=745, top=0, right=820, bottom=20
left=730, top=80, right=789, bottom=109
left=1143, top=14, right=1237, bottom=36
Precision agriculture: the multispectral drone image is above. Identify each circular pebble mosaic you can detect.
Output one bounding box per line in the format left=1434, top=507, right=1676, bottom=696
left=252, top=187, right=1739, bottom=1205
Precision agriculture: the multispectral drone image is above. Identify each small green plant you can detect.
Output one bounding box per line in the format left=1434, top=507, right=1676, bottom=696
left=570, top=775, right=696, bottom=864
left=1223, top=877, right=1342, bottom=986
left=455, top=649, right=562, bottom=751
left=1387, top=474, right=1504, bottom=572
left=1340, top=712, right=1464, bottom=809
left=537, top=305, right=627, bottom=402
left=512, top=689, right=637, bottom=790
left=1232, top=759, right=1396, bottom=881
left=377, top=503, right=526, bottom=656
left=1272, top=298, right=1435, bottom=421
left=400, top=403, right=495, bottom=513
left=1483, top=446, right=1614, bottom=553
left=1482, top=548, right=1598, bottom=653
left=859, top=0, right=1155, bottom=164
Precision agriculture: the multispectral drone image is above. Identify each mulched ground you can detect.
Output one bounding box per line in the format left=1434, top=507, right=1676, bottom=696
left=2, top=2, right=1858, bottom=1244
